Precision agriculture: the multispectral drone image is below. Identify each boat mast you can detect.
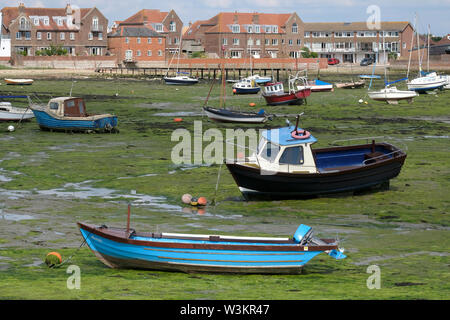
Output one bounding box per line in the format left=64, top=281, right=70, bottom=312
left=407, top=14, right=416, bottom=80
left=383, top=33, right=388, bottom=86
left=427, top=24, right=430, bottom=73
left=416, top=15, right=422, bottom=75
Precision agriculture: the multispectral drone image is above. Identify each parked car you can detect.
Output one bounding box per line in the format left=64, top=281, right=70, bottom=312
left=328, top=58, right=340, bottom=65
left=360, top=57, right=375, bottom=66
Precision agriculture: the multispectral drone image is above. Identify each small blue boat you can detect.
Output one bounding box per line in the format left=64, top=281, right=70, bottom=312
left=359, top=75, right=381, bottom=79
left=78, top=222, right=346, bottom=274
left=30, top=97, right=118, bottom=132
left=232, top=78, right=261, bottom=94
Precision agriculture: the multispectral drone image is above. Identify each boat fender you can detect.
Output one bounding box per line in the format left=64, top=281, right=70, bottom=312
left=291, top=129, right=311, bottom=140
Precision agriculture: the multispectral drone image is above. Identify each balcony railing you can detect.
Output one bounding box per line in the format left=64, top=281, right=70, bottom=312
left=91, top=25, right=103, bottom=32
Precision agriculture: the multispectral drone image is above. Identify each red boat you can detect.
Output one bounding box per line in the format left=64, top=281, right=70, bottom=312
left=262, top=73, right=311, bottom=106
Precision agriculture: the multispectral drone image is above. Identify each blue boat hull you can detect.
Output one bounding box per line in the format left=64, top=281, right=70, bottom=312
left=78, top=223, right=335, bottom=274
left=233, top=87, right=261, bottom=94
left=32, top=109, right=118, bottom=132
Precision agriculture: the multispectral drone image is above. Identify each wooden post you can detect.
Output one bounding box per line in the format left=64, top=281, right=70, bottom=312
left=126, top=203, right=131, bottom=236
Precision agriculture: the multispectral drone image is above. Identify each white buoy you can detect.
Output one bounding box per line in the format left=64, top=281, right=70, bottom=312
left=7, top=125, right=15, bottom=132
left=358, top=99, right=364, bottom=103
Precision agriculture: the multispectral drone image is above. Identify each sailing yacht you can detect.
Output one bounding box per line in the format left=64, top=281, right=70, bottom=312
left=163, top=30, right=198, bottom=85
left=407, top=22, right=446, bottom=93
left=368, top=35, right=418, bottom=104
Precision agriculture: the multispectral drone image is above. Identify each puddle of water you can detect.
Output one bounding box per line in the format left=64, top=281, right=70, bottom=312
left=0, top=175, right=12, bottom=182
left=0, top=189, right=32, bottom=199
left=23, top=259, right=43, bottom=267
left=117, top=173, right=158, bottom=180
left=153, top=112, right=203, bottom=117
left=1, top=213, right=36, bottom=221
left=423, top=135, right=450, bottom=139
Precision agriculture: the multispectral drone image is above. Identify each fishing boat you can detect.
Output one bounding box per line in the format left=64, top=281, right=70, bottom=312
left=297, top=79, right=333, bottom=92
left=4, top=78, right=34, bottom=85
left=203, top=106, right=271, bottom=123
left=225, top=115, right=407, bottom=200
left=232, top=78, right=261, bottom=94
left=262, top=73, right=311, bottom=106
left=335, top=80, right=365, bottom=89
left=78, top=221, right=346, bottom=274
left=0, top=95, right=34, bottom=121
left=30, top=97, right=118, bottom=132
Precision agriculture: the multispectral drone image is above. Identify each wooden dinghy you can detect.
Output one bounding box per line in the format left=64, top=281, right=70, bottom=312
left=335, top=80, right=365, bottom=89
left=203, top=106, right=271, bottom=123
left=30, top=97, right=118, bottom=132
left=4, top=78, right=34, bottom=85
left=78, top=221, right=346, bottom=274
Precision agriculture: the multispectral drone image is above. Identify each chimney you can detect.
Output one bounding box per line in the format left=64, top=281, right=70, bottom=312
left=66, top=4, right=72, bottom=15
left=252, top=13, right=259, bottom=25
left=233, top=11, right=238, bottom=24
left=18, top=2, right=25, bottom=14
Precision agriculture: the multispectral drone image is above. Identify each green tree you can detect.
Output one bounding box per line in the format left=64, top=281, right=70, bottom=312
left=300, top=47, right=318, bottom=58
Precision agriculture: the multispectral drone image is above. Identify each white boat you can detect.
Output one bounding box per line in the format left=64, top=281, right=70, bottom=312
left=407, top=72, right=447, bottom=93
left=163, top=74, right=199, bottom=85
left=0, top=102, right=34, bottom=121
left=368, top=86, right=418, bottom=104
left=232, top=78, right=260, bottom=94
left=440, top=75, right=450, bottom=89
left=4, top=78, right=34, bottom=85
left=203, top=106, right=270, bottom=123
left=245, top=74, right=272, bottom=84
left=297, top=79, right=333, bottom=92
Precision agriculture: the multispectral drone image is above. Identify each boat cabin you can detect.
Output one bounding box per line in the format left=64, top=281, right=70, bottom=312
left=46, top=97, right=87, bottom=117
left=263, top=82, right=285, bottom=95
left=233, top=78, right=257, bottom=89
left=252, top=125, right=319, bottom=173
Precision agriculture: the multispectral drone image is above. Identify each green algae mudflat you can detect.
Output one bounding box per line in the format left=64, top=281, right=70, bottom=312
left=0, top=75, right=448, bottom=299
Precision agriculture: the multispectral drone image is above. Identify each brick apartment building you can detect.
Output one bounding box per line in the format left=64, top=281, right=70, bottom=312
left=108, top=25, right=166, bottom=65
left=303, top=21, right=414, bottom=63
left=183, top=12, right=305, bottom=59
left=0, top=3, right=108, bottom=58
left=116, top=9, right=184, bottom=58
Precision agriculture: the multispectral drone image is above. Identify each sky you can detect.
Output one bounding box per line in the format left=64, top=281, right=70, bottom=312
left=2, top=0, right=449, bottom=35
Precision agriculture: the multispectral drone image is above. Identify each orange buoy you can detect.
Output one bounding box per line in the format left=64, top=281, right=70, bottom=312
left=174, top=118, right=183, bottom=122
left=197, top=197, right=207, bottom=206
left=233, top=89, right=237, bottom=94
left=249, top=102, right=256, bottom=107
left=45, top=252, right=62, bottom=267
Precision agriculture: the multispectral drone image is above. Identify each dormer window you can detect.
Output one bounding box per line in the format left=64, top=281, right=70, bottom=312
left=33, top=18, right=39, bottom=26
left=44, top=17, right=49, bottom=26
left=57, top=18, right=63, bottom=26
left=154, top=24, right=163, bottom=32
left=272, top=26, right=278, bottom=33
left=169, top=21, right=176, bottom=32
left=231, top=24, right=240, bottom=33
left=247, top=25, right=253, bottom=33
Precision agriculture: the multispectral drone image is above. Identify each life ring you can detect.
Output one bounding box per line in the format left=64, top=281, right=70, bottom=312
left=291, top=129, right=311, bottom=140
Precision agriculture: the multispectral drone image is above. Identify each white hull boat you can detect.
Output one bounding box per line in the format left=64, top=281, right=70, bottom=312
left=407, top=72, right=446, bottom=92
left=4, top=78, right=34, bottom=85
left=368, top=87, right=418, bottom=104
left=164, top=75, right=198, bottom=85
left=0, top=102, right=34, bottom=121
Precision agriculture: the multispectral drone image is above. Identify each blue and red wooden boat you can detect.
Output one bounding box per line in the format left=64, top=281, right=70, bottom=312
left=78, top=221, right=346, bottom=274
left=30, top=97, right=118, bottom=132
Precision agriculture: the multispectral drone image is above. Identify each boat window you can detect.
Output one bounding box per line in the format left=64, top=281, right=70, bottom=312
left=257, top=138, right=266, bottom=154
left=279, top=146, right=304, bottom=165
left=78, top=100, right=85, bottom=115
left=260, top=142, right=280, bottom=162
left=65, top=100, right=75, bottom=108
left=49, top=102, right=59, bottom=110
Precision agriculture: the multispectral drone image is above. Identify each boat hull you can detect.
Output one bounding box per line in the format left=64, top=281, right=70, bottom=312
left=203, top=107, right=267, bottom=123
left=4, top=78, right=34, bottom=85
left=226, top=143, right=406, bottom=199
left=164, top=77, right=198, bottom=85
left=0, top=111, right=34, bottom=121
left=262, top=88, right=311, bottom=106
left=407, top=77, right=446, bottom=92
left=77, top=223, right=336, bottom=274
left=233, top=87, right=261, bottom=94
left=31, top=109, right=118, bottom=132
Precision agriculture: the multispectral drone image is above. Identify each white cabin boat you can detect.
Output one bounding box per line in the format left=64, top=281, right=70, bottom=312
left=368, top=86, right=418, bottom=104
left=0, top=102, right=34, bottom=121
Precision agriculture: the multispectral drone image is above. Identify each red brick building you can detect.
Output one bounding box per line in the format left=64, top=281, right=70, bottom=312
left=183, top=12, right=305, bottom=59
left=118, top=9, right=183, bottom=57
left=108, top=25, right=166, bottom=65
left=0, top=3, right=108, bottom=58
